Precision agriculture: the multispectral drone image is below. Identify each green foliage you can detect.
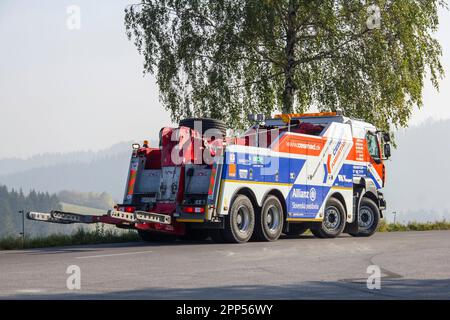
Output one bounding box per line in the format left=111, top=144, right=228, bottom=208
left=0, top=226, right=139, bottom=250
left=125, top=0, right=445, bottom=131
left=377, top=219, right=450, bottom=232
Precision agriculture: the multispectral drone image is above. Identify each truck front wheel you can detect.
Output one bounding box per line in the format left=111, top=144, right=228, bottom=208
left=253, top=195, right=284, bottom=241
left=349, top=197, right=380, bottom=237
left=222, top=195, right=255, bottom=243
left=311, top=198, right=346, bottom=238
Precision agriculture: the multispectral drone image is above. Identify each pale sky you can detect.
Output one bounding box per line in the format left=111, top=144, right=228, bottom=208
left=0, top=0, right=449, bottom=159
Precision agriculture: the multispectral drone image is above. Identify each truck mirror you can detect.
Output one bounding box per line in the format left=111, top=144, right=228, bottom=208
left=383, top=132, right=391, bottom=142
left=384, top=143, right=391, bottom=159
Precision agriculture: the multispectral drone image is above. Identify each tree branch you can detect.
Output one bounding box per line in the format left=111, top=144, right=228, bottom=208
left=228, top=71, right=283, bottom=89
left=294, top=28, right=370, bottom=66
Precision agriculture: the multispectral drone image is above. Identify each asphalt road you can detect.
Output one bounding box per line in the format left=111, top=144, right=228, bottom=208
left=1, top=231, right=450, bottom=299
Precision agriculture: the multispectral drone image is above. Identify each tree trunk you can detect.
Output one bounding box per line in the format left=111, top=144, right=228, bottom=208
left=282, top=0, right=297, bottom=114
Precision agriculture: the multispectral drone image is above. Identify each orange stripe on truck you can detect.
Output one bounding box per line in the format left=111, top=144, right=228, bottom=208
left=127, top=170, right=137, bottom=195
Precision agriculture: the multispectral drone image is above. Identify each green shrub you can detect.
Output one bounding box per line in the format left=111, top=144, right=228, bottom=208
left=377, top=219, right=450, bottom=232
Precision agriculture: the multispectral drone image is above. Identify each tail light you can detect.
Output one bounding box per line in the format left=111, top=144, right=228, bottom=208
left=183, top=206, right=205, bottom=214
left=124, top=206, right=136, bottom=213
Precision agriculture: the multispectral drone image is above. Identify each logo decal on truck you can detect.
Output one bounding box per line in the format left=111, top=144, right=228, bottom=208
left=309, top=187, right=317, bottom=202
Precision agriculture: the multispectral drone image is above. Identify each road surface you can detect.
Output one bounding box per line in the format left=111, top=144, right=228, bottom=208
left=1, top=231, right=450, bottom=299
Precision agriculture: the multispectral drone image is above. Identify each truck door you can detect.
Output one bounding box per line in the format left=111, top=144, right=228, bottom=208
left=366, top=131, right=384, bottom=188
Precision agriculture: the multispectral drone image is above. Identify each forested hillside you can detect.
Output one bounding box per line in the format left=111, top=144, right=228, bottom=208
left=0, top=185, right=88, bottom=237
left=0, top=186, right=60, bottom=237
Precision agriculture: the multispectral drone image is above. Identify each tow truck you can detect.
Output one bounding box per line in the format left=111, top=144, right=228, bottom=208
left=28, top=112, right=391, bottom=243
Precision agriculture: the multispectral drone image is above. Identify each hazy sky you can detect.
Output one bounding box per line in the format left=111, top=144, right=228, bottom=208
left=1, top=1, right=449, bottom=159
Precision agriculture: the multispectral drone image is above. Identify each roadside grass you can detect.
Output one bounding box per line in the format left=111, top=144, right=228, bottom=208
left=0, top=224, right=139, bottom=250
left=377, top=220, right=450, bottom=232
left=2, top=220, right=450, bottom=250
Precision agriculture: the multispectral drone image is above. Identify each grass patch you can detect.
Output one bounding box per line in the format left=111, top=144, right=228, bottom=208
left=0, top=224, right=139, bottom=250
left=377, top=220, right=450, bottom=232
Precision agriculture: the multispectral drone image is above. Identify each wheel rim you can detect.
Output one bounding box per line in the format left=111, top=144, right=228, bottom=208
left=235, top=205, right=250, bottom=233
left=323, top=206, right=341, bottom=231
left=266, top=205, right=281, bottom=232
left=359, top=206, right=374, bottom=229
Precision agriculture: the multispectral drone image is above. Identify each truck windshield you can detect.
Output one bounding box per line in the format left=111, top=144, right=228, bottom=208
left=366, top=132, right=380, bottom=161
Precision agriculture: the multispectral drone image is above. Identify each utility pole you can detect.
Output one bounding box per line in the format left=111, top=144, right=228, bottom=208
left=18, top=210, right=25, bottom=248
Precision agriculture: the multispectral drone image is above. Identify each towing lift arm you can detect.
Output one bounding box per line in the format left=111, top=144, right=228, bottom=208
left=27, top=210, right=126, bottom=226
left=27, top=209, right=171, bottom=226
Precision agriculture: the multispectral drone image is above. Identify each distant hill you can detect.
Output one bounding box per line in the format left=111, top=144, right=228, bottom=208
left=0, top=154, right=130, bottom=202
left=0, top=142, right=133, bottom=176
left=0, top=142, right=135, bottom=201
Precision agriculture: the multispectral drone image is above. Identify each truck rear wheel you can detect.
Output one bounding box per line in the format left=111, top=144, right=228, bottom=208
left=138, top=230, right=176, bottom=242
left=311, top=198, right=346, bottom=238
left=349, top=197, right=380, bottom=237
left=253, top=195, right=284, bottom=241
left=221, top=195, right=255, bottom=243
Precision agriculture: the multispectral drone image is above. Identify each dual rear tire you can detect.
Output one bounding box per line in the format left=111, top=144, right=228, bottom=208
left=221, top=195, right=284, bottom=243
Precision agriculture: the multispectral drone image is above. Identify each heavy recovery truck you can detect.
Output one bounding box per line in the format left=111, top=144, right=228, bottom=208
left=28, top=112, right=391, bottom=243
